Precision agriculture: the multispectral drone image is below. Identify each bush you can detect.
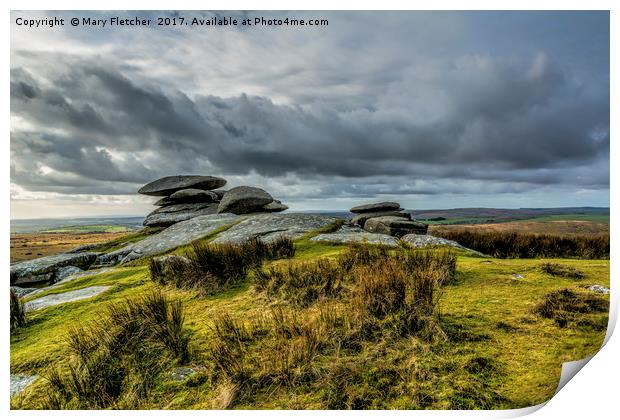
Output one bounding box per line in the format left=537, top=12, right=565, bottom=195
left=150, top=236, right=295, bottom=294
left=254, top=259, right=345, bottom=306
left=10, top=289, right=26, bottom=331
left=534, top=288, right=608, bottom=328
left=432, top=229, right=609, bottom=259
left=540, top=263, right=585, bottom=279
left=43, top=290, right=191, bottom=409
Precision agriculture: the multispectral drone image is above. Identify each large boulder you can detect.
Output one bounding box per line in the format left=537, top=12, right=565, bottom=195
left=10, top=252, right=99, bottom=285
left=364, top=216, right=428, bottom=237
left=138, top=175, right=227, bottom=196
left=350, top=211, right=410, bottom=227
left=217, top=186, right=274, bottom=214
left=143, top=203, right=218, bottom=227
left=96, top=214, right=243, bottom=266
left=169, top=189, right=219, bottom=203
left=350, top=202, right=401, bottom=214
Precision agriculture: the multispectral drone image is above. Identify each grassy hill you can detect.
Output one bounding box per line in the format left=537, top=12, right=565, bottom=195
left=10, top=224, right=609, bottom=410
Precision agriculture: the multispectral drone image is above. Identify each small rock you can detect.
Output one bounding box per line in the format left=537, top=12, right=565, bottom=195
left=400, top=234, right=483, bottom=255
left=169, top=189, right=219, bottom=203
left=350, top=202, right=402, bottom=214
left=150, top=255, right=193, bottom=281
left=511, top=273, right=524, bottom=279
left=170, top=367, right=197, bottom=381
left=588, top=285, right=610, bottom=294
left=217, top=186, right=274, bottom=215
left=138, top=175, right=227, bottom=196
left=363, top=216, right=428, bottom=237
left=10, top=374, right=38, bottom=396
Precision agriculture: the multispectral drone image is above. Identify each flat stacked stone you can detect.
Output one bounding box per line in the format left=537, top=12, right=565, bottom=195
left=139, top=176, right=288, bottom=226
left=364, top=216, right=428, bottom=237
left=349, top=201, right=428, bottom=238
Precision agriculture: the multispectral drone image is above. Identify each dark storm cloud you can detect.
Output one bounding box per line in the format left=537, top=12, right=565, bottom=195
left=10, top=11, right=609, bottom=201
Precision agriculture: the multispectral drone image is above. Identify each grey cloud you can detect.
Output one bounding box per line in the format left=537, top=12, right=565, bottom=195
left=9, top=11, right=609, bottom=204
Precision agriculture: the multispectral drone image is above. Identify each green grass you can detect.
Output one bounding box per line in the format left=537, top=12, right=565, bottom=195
left=41, top=225, right=136, bottom=234
left=518, top=214, right=610, bottom=223
left=11, top=226, right=610, bottom=410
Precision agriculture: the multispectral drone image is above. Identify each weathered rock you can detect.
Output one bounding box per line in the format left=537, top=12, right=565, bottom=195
left=311, top=225, right=398, bottom=246
left=138, top=175, right=227, bottom=196
left=143, top=203, right=218, bottom=227
left=11, top=286, right=37, bottom=298
left=212, top=213, right=340, bottom=244
left=350, top=202, right=401, bottom=214
left=96, top=214, right=243, bottom=266
left=400, top=234, right=483, bottom=255
left=262, top=200, right=288, bottom=212
left=10, top=252, right=99, bottom=286
left=588, top=284, right=610, bottom=294
left=170, top=367, right=198, bottom=382
left=67, top=243, right=100, bottom=253
left=211, top=190, right=227, bottom=199
left=10, top=374, right=38, bottom=396
left=153, top=196, right=175, bottom=206
left=55, top=266, right=83, bottom=282
left=150, top=255, right=193, bottom=280
left=217, top=186, right=274, bottom=214
left=169, top=188, right=219, bottom=203
left=25, top=286, right=111, bottom=311
left=350, top=211, right=410, bottom=226
left=364, top=216, right=428, bottom=237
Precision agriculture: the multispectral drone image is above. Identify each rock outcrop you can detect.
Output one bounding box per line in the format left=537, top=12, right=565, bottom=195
left=96, top=214, right=243, bottom=266
left=364, top=216, right=428, bottom=237
left=311, top=225, right=398, bottom=246
left=10, top=252, right=99, bottom=286
left=348, top=201, right=428, bottom=238
left=212, top=213, right=339, bottom=244
left=139, top=176, right=288, bottom=227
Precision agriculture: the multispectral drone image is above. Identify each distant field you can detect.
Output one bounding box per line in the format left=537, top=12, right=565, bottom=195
left=430, top=220, right=609, bottom=237
left=10, top=232, right=131, bottom=263
left=41, top=225, right=134, bottom=234
left=518, top=214, right=610, bottom=223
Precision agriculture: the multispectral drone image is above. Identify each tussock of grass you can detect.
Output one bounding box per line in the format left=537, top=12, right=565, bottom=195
left=11, top=289, right=26, bottom=331
left=433, top=229, right=609, bottom=259
left=535, top=288, right=608, bottom=328
left=42, top=290, right=191, bottom=409
left=150, top=237, right=295, bottom=294
left=540, top=263, right=585, bottom=279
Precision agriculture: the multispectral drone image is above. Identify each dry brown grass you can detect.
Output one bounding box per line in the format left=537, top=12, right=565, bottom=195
left=10, top=232, right=129, bottom=263
left=430, top=220, right=609, bottom=237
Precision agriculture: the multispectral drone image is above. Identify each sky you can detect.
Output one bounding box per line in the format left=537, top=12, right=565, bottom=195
left=10, top=11, right=610, bottom=219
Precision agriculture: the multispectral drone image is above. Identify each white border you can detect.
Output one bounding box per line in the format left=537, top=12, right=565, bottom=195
left=3, top=1, right=616, bottom=419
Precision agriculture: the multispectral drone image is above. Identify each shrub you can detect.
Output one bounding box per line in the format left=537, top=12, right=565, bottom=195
left=540, top=263, right=585, bottom=279
left=43, top=290, right=191, bottom=409
left=432, top=229, right=609, bottom=259
left=338, top=242, right=391, bottom=271
left=150, top=236, right=295, bottom=293
left=534, top=288, right=608, bottom=328
left=254, top=259, right=345, bottom=307
left=10, top=289, right=26, bottom=331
